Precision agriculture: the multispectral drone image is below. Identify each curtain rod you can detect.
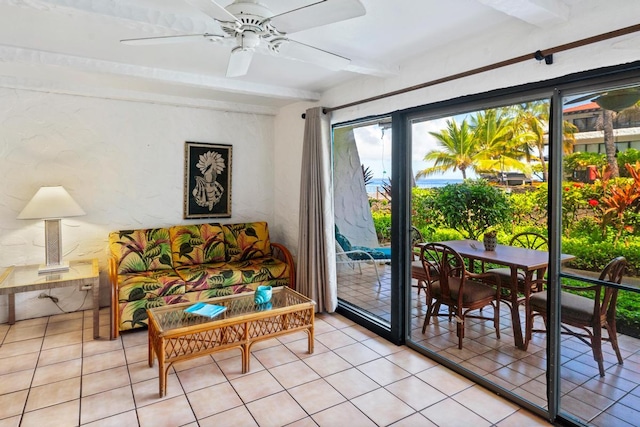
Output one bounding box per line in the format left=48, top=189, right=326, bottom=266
left=306, top=22, right=640, bottom=115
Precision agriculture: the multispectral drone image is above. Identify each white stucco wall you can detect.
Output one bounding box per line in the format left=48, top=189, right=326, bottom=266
left=333, top=127, right=379, bottom=248
left=0, top=88, right=277, bottom=322
left=272, top=101, right=314, bottom=258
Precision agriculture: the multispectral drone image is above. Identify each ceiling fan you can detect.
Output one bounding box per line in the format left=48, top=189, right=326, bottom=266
left=564, top=87, right=640, bottom=112
left=121, top=0, right=365, bottom=78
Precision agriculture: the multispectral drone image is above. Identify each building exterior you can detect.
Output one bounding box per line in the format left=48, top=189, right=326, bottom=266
left=565, top=101, right=640, bottom=153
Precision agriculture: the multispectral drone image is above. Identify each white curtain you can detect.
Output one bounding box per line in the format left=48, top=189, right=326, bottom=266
left=296, top=106, right=337, bottom=312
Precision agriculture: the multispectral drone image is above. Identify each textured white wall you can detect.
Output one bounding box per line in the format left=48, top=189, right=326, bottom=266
left=0, top=88, right=277, bottom=322
left=333, top=127, right=378, bottom=248
left=272, top=101, right=313, bottom=257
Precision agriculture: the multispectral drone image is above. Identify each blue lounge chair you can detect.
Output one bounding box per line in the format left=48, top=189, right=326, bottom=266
left=335, top=226, right=391, bottom=287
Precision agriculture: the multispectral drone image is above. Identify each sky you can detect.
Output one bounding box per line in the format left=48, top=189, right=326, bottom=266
left=353, top=117, right=478, bottom=181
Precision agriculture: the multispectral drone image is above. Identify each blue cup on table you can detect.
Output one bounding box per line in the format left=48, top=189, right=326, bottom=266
left=254, top=285, right=272, bottom=305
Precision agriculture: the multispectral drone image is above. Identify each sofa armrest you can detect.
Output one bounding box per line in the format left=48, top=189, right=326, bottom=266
left=271, top=242, right=296, bottom=290
left=108, top=257, right=119, bottom=339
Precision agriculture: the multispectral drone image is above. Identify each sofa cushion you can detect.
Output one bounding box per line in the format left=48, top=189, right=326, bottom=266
left=170, top=223, right=226, bottom=267
left=109, top=228, right=173, bottom=274
left=222, top=222, right=272, bottom=262
left=118, top=295, right=190, bottom=331
left=117, top=270, right=186, bottom=302
left=175, top=257, right=290, bottom=291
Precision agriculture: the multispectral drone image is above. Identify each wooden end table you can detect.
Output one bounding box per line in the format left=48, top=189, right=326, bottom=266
left=147, top=287, right=315, bottom=397
left=0, top=259, right=100, bottom=338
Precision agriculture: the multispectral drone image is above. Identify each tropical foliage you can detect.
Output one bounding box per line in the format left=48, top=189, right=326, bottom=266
left=416, top=102, right=577, bottom=181
left=170, top=224, right=226, bottom=266
left=417, top=180, right=512, bottom=240
left=361, top=164, right=374, bottom=185
left=222, top=222, right=272, bottom=262
left=417, top=119, right=480, bottom=179
left=109, top=228, right=173, bottom=274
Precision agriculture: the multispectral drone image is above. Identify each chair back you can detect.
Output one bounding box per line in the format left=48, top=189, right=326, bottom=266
left=510, top=232, right=548, bottom=251
left=420, top=243, right=465, bottom=297
left=411, top=226, right=424, bottom=260
left=598, top=256, right=627, bottom=319
left=411, top=226, right=424, bottom=246
left=334, top=226, right=352, bottom=253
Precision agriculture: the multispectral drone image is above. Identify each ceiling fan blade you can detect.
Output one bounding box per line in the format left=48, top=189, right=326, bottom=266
left=275, top=39, right=350, bottom=71
left=121, top=34, right=223, bottom=45
left=270, top=0, right=365, bottom=34
left=184, top=0, right=240, bottom=24
left=226, top=48, right=254, bottom=77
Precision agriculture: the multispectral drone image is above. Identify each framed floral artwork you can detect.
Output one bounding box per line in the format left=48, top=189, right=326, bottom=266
left=184, top=142, right=232, bottom=219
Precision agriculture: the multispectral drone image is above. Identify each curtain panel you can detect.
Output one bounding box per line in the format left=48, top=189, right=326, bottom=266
left=296, top=107, right=337, bottom=312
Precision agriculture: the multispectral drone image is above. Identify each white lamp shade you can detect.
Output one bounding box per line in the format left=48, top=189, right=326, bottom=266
left=17, top=186, right=86, bottom=220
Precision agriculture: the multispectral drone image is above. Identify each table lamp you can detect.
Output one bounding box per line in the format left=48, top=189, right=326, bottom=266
left=17, top=186, right=86, bottom=273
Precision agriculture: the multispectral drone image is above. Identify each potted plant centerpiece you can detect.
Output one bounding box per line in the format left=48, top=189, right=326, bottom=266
left=483, top=230, right=498, bottom=251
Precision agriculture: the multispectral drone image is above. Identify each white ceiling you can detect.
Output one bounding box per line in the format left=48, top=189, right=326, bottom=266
left=0, top=0, right=595, bottom=113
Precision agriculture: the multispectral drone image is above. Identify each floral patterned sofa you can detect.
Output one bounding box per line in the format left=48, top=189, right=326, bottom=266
left=108, top=221, right=295, bottom=337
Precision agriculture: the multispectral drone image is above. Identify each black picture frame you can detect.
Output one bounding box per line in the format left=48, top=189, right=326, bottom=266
left=184, top=142, right=232, bottom=219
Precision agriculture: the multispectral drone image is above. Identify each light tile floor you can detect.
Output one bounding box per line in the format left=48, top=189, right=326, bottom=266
left=0, top=306, right=550, bottom=427
left=337, top=262, right=640, bottom=427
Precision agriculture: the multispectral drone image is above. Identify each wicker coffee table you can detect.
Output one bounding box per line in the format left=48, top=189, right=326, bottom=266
left=147, top=287, right=315, bottom=397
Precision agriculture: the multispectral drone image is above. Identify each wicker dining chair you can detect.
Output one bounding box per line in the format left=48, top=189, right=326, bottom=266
left=410, top=226, right=430, bottom=298
left=527, top=256, right=627, bottom=377
left=485, top=232, right=549, bottom=300
left=420, top=243, right=501, bottom=349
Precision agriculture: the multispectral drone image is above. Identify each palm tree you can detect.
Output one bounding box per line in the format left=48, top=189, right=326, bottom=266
left=469, top=109, right=528, bottom=175
left=514, top=102, right=550, bottom=181
left=595, top=101, right=640, bottom=178
left=601, top=109, right=619, bottom=177
left=596, top=93, right=640, bottom=178
left=418, top=104, right=577, bottom=182
left=511, top=102, right=577, bottom=181
left=416, top=119, right=481, bottom=179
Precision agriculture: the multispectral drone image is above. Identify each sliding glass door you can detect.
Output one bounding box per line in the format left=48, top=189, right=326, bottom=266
left=406, top=97, right=553, bottom=416
left=555, top=82, right=640, bottom=426
left=333, top=117, right=395, bottom=334
left=331, top=63, right=640, bottom=426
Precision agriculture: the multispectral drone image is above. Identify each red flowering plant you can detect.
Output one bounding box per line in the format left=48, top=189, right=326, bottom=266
left=592, top=162, right=640, bottom=242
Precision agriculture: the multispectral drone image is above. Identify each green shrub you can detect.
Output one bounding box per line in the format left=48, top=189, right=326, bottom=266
left=618, top=290, right=640, bottom=326
left=618, top=149, right=640, bottom=177
left=561, top=236, right=640, bottom=276
left=433, top=180, right=512, bottom=240
left=508, top=192, right=545, bottom=228
left=564, top=152, right=606, bottom=179
left=570, top=217, right=602, bottom=240
left=430, top=228, right=464, bottom=241
left=371, top=211, right=391, bottom=241
left=411, top=187, right=444, bottom=234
